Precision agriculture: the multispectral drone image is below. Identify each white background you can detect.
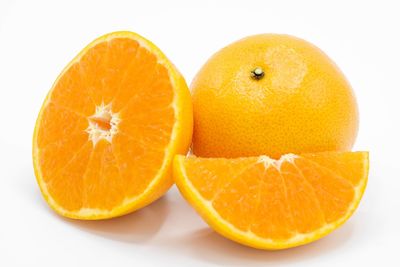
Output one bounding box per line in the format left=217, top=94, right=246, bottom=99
left=0, top=0, right=399, bottom=266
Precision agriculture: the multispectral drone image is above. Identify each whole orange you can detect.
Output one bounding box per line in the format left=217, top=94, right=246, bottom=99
left=191, top=34, right=358, bottom=159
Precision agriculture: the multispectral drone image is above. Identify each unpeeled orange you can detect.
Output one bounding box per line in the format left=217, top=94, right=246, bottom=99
left=33, top=31, right=193, bottom=219
left=191, top=34, right=359, bottom=159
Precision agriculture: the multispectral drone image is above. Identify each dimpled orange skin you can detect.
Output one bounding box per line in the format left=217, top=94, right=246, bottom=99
left=191, top=34, right=359, bottom=159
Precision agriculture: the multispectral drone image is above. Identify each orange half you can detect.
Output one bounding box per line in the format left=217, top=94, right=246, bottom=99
left=174, top=151, right=368, bottom=249
left=33, top=31, right=193, bottom=219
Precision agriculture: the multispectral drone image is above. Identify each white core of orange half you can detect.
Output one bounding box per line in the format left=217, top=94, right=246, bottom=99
left=86, top=103, right=120, bottom=146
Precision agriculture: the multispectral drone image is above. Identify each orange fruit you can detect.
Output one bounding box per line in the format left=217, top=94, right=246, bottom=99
left=174, top=151, right=368, bottom=249
left=32, top=31, right=193, bottom=219
left=191, top=34, right=359, bottom=159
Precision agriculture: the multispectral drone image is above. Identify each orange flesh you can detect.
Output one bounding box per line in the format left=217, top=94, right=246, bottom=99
left=178, top=152, right=368, bottom=240
left=36, top=38, right=175, bottom=212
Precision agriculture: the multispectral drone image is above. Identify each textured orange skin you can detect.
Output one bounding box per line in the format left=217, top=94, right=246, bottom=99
left=191, top=34, right=359, bottom=159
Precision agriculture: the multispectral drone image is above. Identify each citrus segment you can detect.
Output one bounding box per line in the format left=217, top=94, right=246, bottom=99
left=174, top=151, right=368, bottom=249
left=33, top=31, right=193, bottom=219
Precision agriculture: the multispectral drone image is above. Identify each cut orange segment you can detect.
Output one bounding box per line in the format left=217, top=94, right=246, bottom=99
left=33, top=31, right=193, bottom=220
left=174, top=151, right=368, bottom=249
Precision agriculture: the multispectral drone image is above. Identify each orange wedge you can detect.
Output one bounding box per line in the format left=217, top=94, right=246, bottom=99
left=33, top=31, right=193, bottom=220
left=174, top=151, right=368, bottom=249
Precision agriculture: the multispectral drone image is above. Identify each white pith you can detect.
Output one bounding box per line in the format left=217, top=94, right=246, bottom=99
left=86, top=103, right=120, bottom=146
left=257, top=153, right=298, bottom=170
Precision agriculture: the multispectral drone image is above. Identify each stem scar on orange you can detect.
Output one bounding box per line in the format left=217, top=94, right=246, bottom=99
left=191, top=34, right=359, bottom=159
left=32, top=31, right=193, bottom=220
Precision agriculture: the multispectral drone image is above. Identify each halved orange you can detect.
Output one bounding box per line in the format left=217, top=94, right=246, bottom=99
left=33, top=31, right=193, bottom=220
left=174, top=151, right=368, bottom=249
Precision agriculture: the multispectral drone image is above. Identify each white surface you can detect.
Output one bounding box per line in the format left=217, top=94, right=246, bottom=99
left=0, top=0, right=399, bottom=266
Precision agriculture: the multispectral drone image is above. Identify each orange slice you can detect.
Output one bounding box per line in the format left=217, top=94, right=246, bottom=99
left=33, top=31, right=193, bottom=220
left=174, top=151, right=368, bottom=249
